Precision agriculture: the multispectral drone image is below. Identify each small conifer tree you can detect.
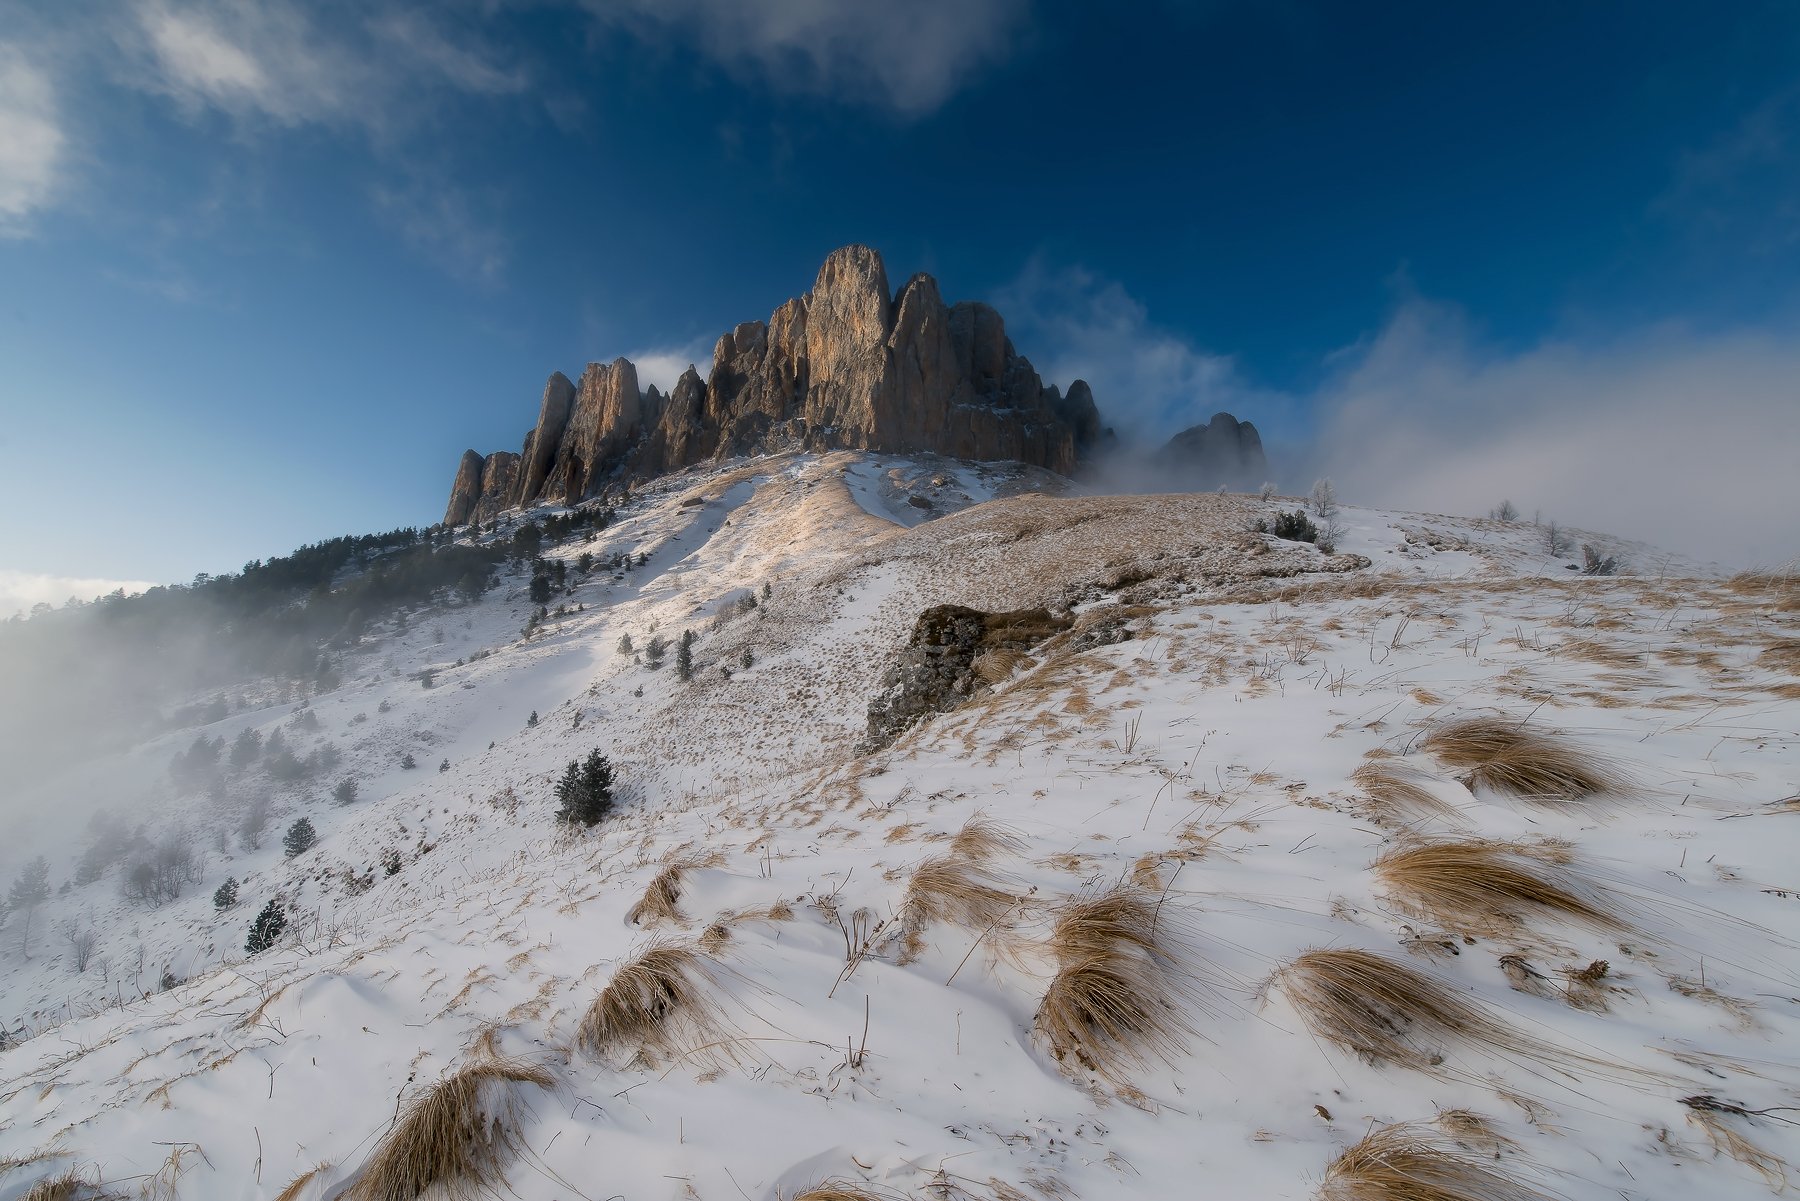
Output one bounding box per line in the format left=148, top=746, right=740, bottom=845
left=555, top=749, right=616, bottom=826
left=245, top=898, right=287, bottom=954
left=676, top=630, right=694, bottom=682
left=213, top=877, right=239, bottom=910
left=283, top=818, right=317, bottom=858
left=527, top=710, right=539, bottom=727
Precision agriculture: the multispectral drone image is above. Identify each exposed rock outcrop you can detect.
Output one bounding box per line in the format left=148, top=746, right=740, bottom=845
left=863, top=604, right=1073, bottom=749
left=1155, top=412, right=1268, bottom=489
left=442, top=244, right=1263, bottom=524
left=444, top=450, right=487, bottom=527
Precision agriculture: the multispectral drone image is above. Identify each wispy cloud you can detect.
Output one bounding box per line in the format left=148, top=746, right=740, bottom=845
left=585, top=0, right=1030, bottom=116
left=0, top=572, right=157, bottom=621
left=0, top=44, right=67, bottom=235
left=372, top=179, right=510, bottom=285
left=993, top=256, right=1275, bottom=443
left=627, top=336, right=716, bottom=393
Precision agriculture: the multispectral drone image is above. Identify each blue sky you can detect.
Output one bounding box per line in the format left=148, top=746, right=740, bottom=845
left=3, top=0, right=1799, bottom=604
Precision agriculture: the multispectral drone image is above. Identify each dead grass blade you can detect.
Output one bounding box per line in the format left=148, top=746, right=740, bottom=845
left=1373, top=839, right=1624, bottom=937
left=347, top=1057, right=553, bottom=1201
left=1034, top=883, right=1193, bottom=1082
left=1682, top=1095, right=1791, bottom=1189
left=1758, top=639, right=1800, bottom=674
left=1321, top=1121, right=1549, bottom=1201
left=1352, top=761, right=1466, bottom=824
left=1268, top=949, right=1562, bottom=1077
left=575, top=939, right=734, bottom=1069
left=273, top=1163, right=330, bottom=1201
left=1420, top=716, right=1624, bottom=803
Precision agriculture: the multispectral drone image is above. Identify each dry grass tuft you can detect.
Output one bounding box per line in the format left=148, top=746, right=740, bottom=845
left=788, top=1182, right=907, bottom=1201
left=347, top=1057, right=553, bottom=1201
left=1420, top=716, right=1624, bottom=802
left=1034, top=884, right=1192, bottom=1081
left=1374, top=839, right=1624, bottom=936
left=1322, top=1122, right=1548, bottom=1201
left=575, top=939, right=733, bottom=1068
left=948, top=813, right=1027, bottom=864
left=897, top=854, right=1021, bottom=964
left=1268, top=949, right=1553, bottom=1075
left=627, top=861, right=689, bottom=926
left=1352, top=761, right=1465, bottom=824
left=20, top=1174, right=119, bottom=1201
left=1758, top=639, right=1800, bottom=674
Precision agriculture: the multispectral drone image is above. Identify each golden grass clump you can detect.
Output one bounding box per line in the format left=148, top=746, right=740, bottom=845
left=788, top=1182, right=907, bottom=1201
left=948, top=813, right=1027, bottom=864
left=1419, top=716, right=1624, bottom=802
left=20, top=1174, right=118, bottom=1201
left=1034, top=884, right=1193, bottom=1081
left=575, top=939, right=733, bottom=1068
left=1352, top=761, right=1465, bottom=824
left=347, top=1057, right=553, bottom=1201
left=1268, top=949, right=1544, bottom=1075
left=1321, top=1122, right=1548, bottom=1201
left=627, top=861, right=688, bottom=926
left=1373, top=839, right=1623, bottom=936
left=896, top=854, right=1021, bottom=963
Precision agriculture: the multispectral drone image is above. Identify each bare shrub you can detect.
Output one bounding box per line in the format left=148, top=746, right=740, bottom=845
left=1321, top=1121, right=1549, bottom=1201
left=1373, top=839, right=1624, bottom=936
left=1310, top=477, right=1339, bottom=518
left=1419, top=716, right=1624, bottom=802
left=346, top=1057, right=553, bottom=1201
left=1489, top=499, right=1519, bottom=522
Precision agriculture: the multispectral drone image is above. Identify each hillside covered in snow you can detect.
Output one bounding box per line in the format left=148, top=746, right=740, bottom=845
left=2, top=452, right=1797, bottom=1201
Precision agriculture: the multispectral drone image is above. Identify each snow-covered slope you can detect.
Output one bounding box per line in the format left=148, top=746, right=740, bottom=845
left=1, top=453, right=1796, bottom=1201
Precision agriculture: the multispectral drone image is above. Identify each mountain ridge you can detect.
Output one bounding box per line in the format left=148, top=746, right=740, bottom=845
left=445, top=245, right=1268, bottom=524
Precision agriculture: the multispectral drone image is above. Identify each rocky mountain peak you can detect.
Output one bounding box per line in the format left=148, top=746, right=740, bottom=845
left=443, top=244, right=1265, bottom=523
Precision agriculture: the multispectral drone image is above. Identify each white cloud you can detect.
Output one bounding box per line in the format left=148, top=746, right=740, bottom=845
left=1309, top=300, right=1800, bottom=569
left=586, top=0, right=1029, bottom=116
left=628, top=336, right=716, bottom=394
left=0, top=572, right=156, bottom=621
left=0, top=44, right=67, bottom=233
left=993, top=257, right=1274, bottom=442
left=136, top=0, right=354, bottom=126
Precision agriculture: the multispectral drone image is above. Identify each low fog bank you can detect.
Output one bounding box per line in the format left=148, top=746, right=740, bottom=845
left=1301, top=303, right=1800, bottom=569
left=0, top=571, right=158, bottom=621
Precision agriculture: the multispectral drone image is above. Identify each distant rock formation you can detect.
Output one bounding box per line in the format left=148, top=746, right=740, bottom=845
left=1155, top=412, right=1268, bottom=488
left=444, top=244, right=1268, bottom=524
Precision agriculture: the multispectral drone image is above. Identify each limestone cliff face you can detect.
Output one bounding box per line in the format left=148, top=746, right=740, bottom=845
left=442, top=243, right=1255, bottom=524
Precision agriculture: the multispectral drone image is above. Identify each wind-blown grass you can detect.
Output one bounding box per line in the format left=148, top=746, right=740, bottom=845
left=1373, top=839, right=1624, bottom=936
left=1352, top=760, right=1465, bottom=824
left=1268, top=949, right=1562, bottom=1076
left=1034, top=884, right=1193, bottom=1082
left=1321, top=1122, right=1549, bottom=1201
left=575, top=939, right=734, bottom=1069
left=345, top=1056, right=554, bottom=1201
left=1420, top=716, right=1625, bottom=802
